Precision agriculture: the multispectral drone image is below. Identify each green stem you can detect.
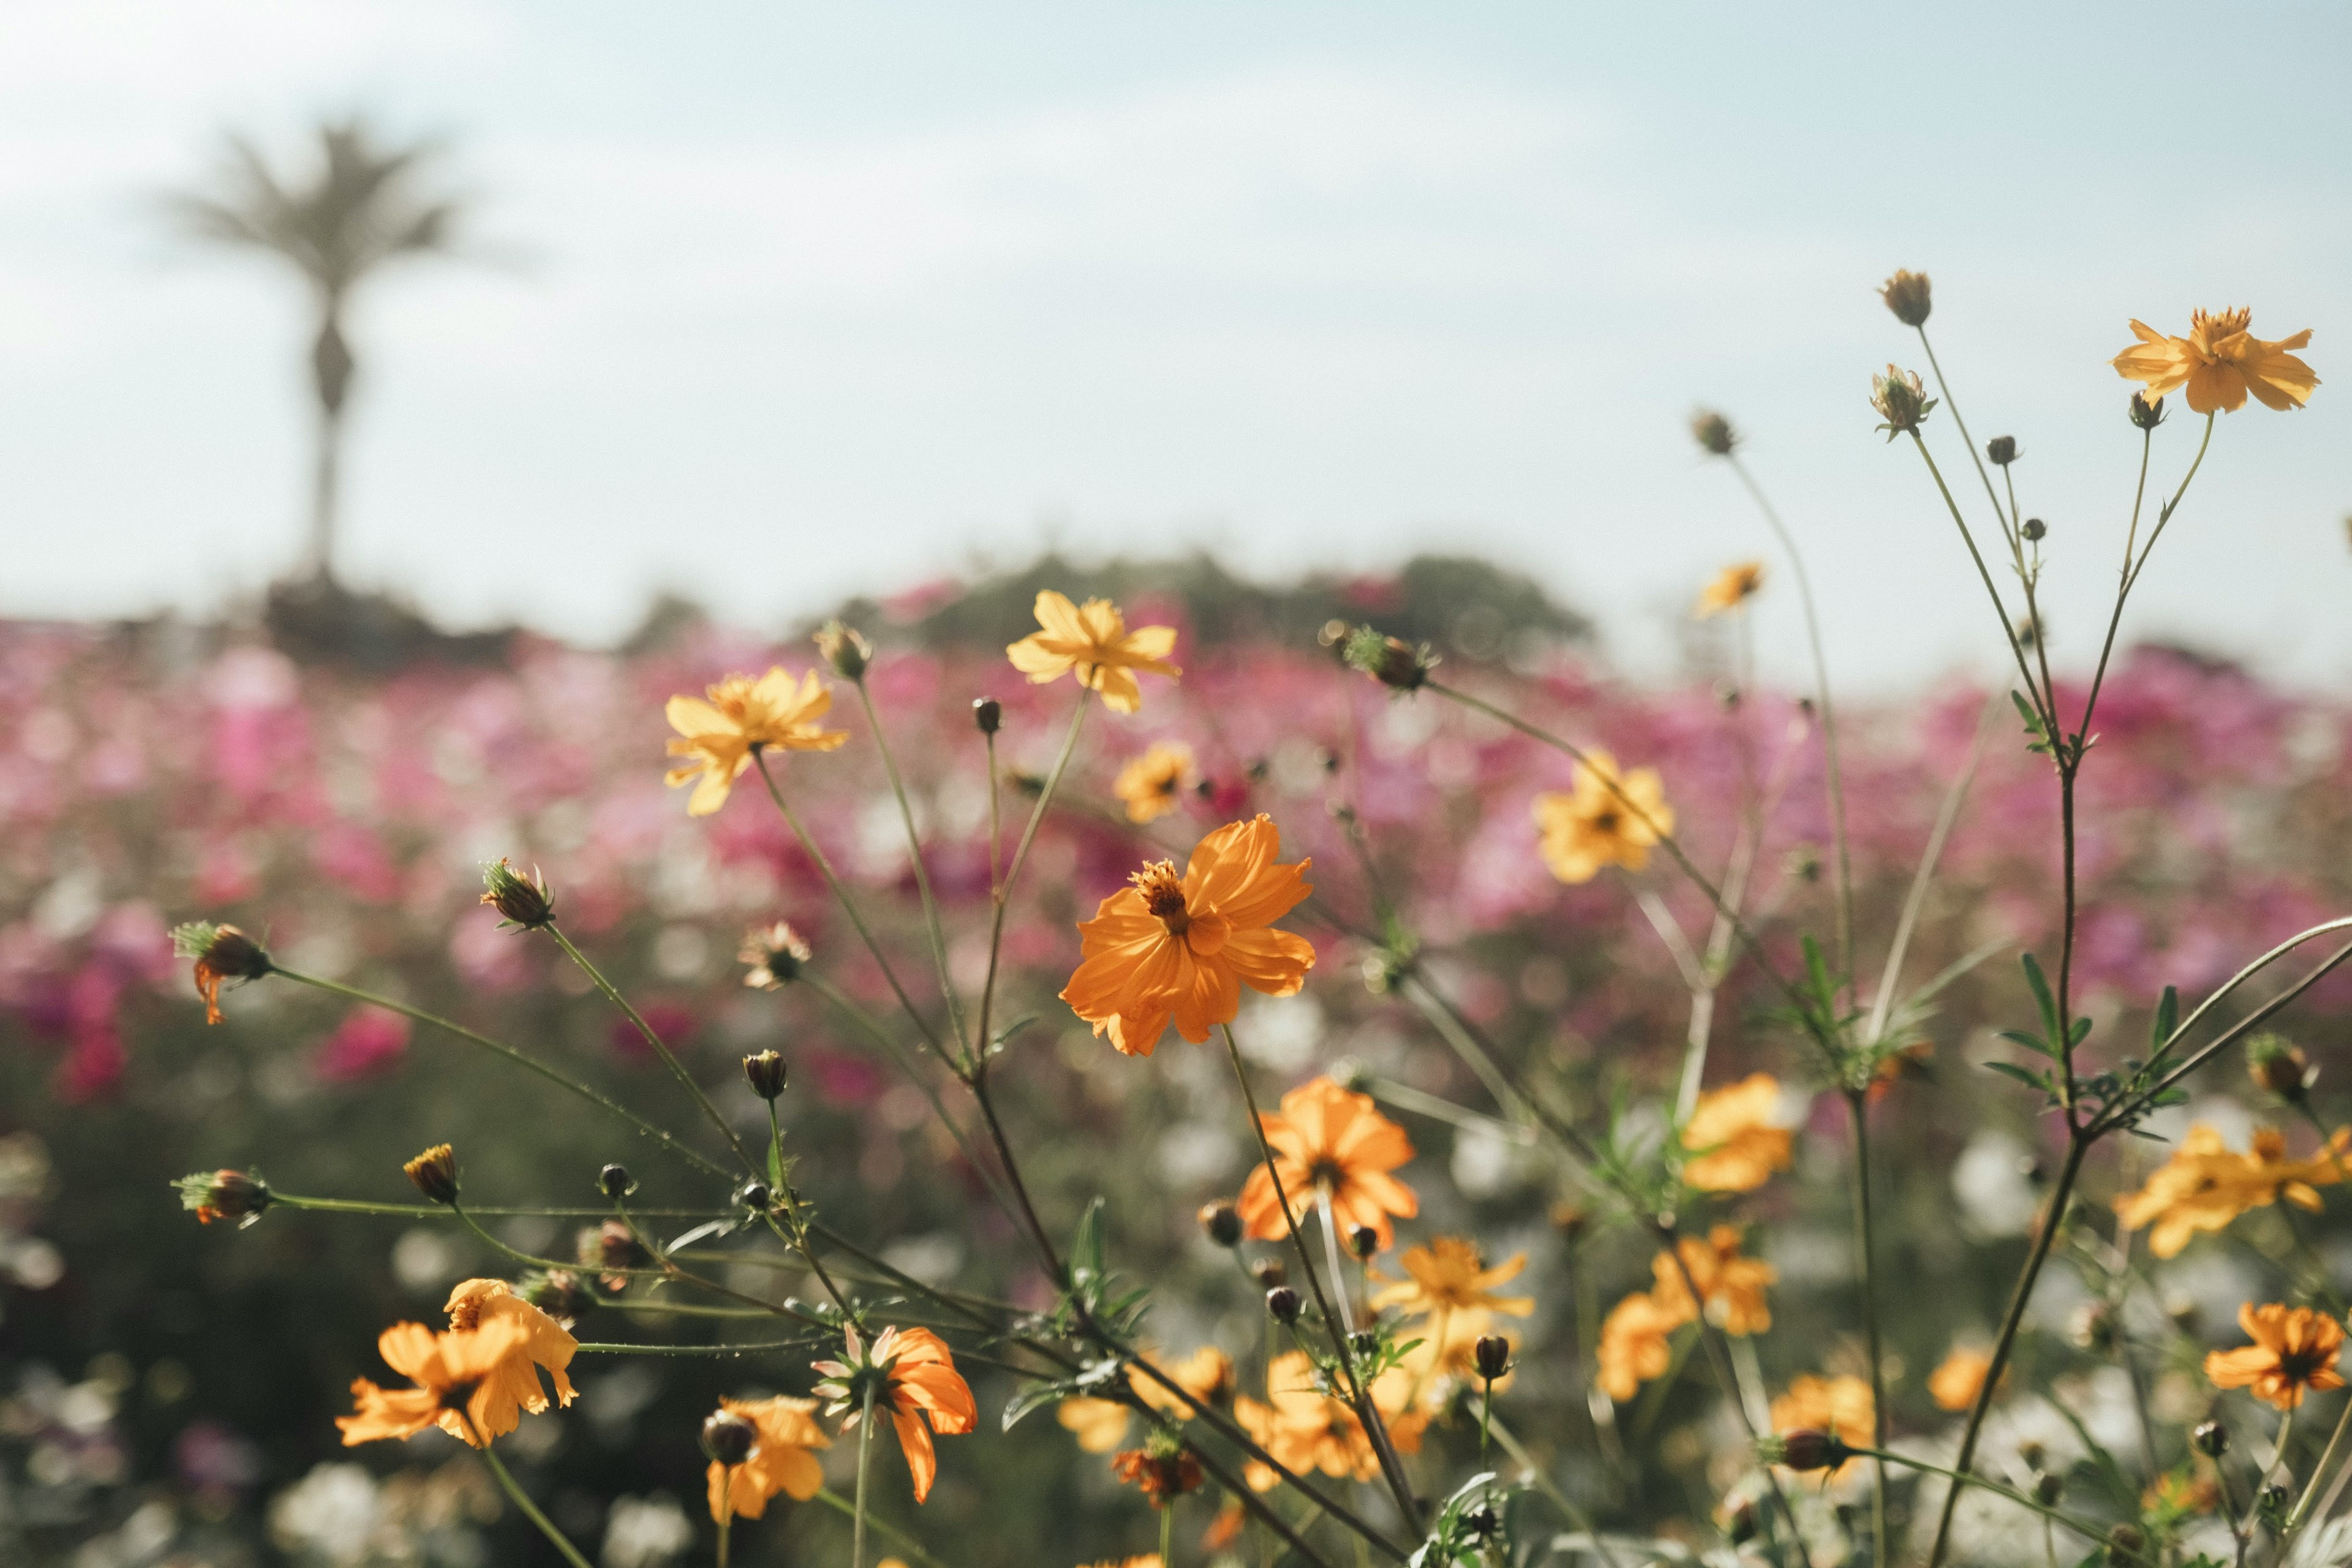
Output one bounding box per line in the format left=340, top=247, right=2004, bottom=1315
left=1843, top=1091, right=1888, bottom=1567
left=1902, top=431, right=2048, bottom=722
left=971, top=695, right=1090, bottom=1070
left=2084, top=413, right=2215, bottom=736
left=1849, top=1446, right=2131, bottom=1562
left=1159, top=1498, right=1175, bottom=1567
left=2290, top=1393, right=2352, bottom=1536
left=1485, top=1414, right=1624, bottom=1568
left=853, top=1378, right=878, bottom=1568
left=477, top=1436, right=595, bottom=1568
left=573, top=1338, right=816, bottom=1357
left=813, top=1487, right=948, bottom=1568
left=852, top=676, right=970, bottom=1055
left=272, top=1194, right=729, bottom=1219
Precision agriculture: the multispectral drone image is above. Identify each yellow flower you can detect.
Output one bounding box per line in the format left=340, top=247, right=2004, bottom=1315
left=706, top=1395, right=830, bottom=1521
left=336, top=1317, right=529, bottom=1448
left=1057, top=1396, right=1131, bottom=1453
left=1368, top=1237, right=1534, bottom=1319
left=1232, top=1351, right=1425, bottom=1491
left=2206, top=1302, right=2346, bottom=1411
left=1770, top=1374, right=1874, bottom=1481
left=665, top=668, right=846, bottom=816
left=1235, top=1077, right=1419, bottom=1253
left=1648, top=1225, right=1776, bottom=1336
left=1114, top=742, right=1196, bottom=823
left=1006, top=591, right=1180, bottom=713
left=1694, top=562, right=1765, bottom=619
left=2114, top=1124, right=2349, bottom=1258
left=1680, top=1074, right=1795, bottom=1193
left=2114, top=307, right=2318, bottom=414
left=1532, top=751, right=1673, bottom=884
left=1133, top=1345, right=1237, bottom=1420
left=1597, top=1290, right=1679, bottom=1401
left=1927, top=1347, right=1997, bottom=1413
left=443, top=1280, right=579, bottom=1438
left=812, top=1325, right=978, bottom=1505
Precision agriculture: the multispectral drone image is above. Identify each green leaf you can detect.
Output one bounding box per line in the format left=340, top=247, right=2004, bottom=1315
left=1070, top=1196, right=1107, bottom=1286
left=2152, top=985, right=2180, bottom=1050
left=2069, top=1015, right=2093, bottom=1047
left=1997, top=1028, right=2054, bottom=1059
left=1983, top=1061, right=2049, bottom=1092
left=2021, top=953, right=2060, bottom=1042
left=988, top=1013, right=1039, bottom=1054
left=1001, top=1378, right=1084, bottom=1433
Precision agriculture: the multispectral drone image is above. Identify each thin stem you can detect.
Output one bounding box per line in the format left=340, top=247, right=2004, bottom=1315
left=272, top=1194, right=729, bottom=1219
left=984, top=729, right=1004, bottom=889
left=1914, top=326, right=2014, bottom=558
left=1843, top=1091, right=1888, bottom=1567
left=1487, top=1413, right=1624, bottom=1568
left=270, top=968, right=731, bottom=1181
left=2107, top=931, right=2352, bottom=1130
left=1315, top=1191, right=1357, bottom=1333
left=547, top=925, right=757, bottom=1174
left=477, top=1436, right=595, bottom=1568
left=1904, top=431, right=2048, bottom=722
left=573, top=1338, right=818, bottom=1357
left=718, top=1501, right=731, bottom=1568
left=1159, top=1497, right=1175, bottom=1567
left=2084, top=412, right=2217, bottom=739
left=812, top=1488, right=946, bottom=1568
left=1850, top=1445, right=2129, bottom=1562
left=1864, top=686, right=1999, bottom=1045
left=852, top=677, right=970, bottom=1055
left=853, top=1378, right=878, bottom=1568
left=972, top=695, right=1090, bottom=1068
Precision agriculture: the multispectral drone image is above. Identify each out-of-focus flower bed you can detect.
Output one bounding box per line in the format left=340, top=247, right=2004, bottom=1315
left=4, top=566, right=2350, bottom=1565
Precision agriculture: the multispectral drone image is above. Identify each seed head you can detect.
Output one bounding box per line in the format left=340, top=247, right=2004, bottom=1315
left=742, top=1049, right=790, bottom=1099
left=1879, top=269, right=1932, bottom=327
left=1198, top=1201, right=1242, bottom=1248
left=813, top=620, right=872, bottom=680
left=480, top=859, right=554, bottom=929
left=1690, top=409, right=1740, bottom=457
left=1986, top=435, right=2018, bottom=466
left=1871, top=365, right=1937, bottom=440
left=404, top=1144, right=461, bottom=1206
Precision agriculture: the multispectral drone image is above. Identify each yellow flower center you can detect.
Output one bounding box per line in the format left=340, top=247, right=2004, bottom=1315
left=1131, top=861, right=1190, bottom=934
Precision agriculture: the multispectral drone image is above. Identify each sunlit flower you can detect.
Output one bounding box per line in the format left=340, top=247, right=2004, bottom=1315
left=706, top=1396, right=831, bottom=1521
left=1681, top=1074, right=1796, bottom=1193
left=1133, top=1346, right=1237, bottom=1420
left=1927, top=1347, right=1998, bottom=1413
left=1232, top=1351, right=1424, bottom=1490
left=336, top=1317, right=529, bottom=1448
left=1597, top=1291, right=1679, bottom=1402
left=1114, top=742, right=1196, bottom=824
left=2114, top=1124, right=2350, bottom=1258
left=1110, top=1444, right=1204, bottom=1508
left=1235, top=1077, right=1418, bottom=1251
left=2114, top=308, right=2318, bottom=414
left=739, top=922, right=812, bottom=989
left=176, top=1168, right=270, bottom=1228
left=664, top=668, right=847, bottom=816
left=1062, top=816, right=1315, bottom=1057
left=1694, top=562, right=1765, bottom=619
left=1368, top=1237, right=1533, bottom=1319
left=1532, top=751, right=1673, bottom=884
left=2206, top=1303, right=2345, bottom=1410
left=1006, top=591, right=1180, bottom=713
left=444, top=1279, right=579, bottom=1437
left=813, top=1325, right=977, bottom=1504
left=1648, top=1225, right=1776, bottom=1336
left=1057, top=1396, right=1131, bottom=1453
left=1084, top=1558, right=1164, bottom=1568
left=1770, top=1374, right=1874, bottom=1481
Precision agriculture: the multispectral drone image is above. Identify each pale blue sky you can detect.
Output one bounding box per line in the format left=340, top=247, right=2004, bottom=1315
left=5, top=1, right=2348, bottom=690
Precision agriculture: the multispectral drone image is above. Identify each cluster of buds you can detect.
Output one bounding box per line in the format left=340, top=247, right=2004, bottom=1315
left=1870, top=366, right=1937, bottom=440
left=175, top=1168, right=271, bottom=1229
left=480, top=859, right=554, bottom=929
left=1335, top=625, right=1435, bottom=692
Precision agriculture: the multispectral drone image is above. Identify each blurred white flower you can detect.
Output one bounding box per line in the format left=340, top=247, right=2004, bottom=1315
left=270, top=1462, right=382, bottom=1565
left=1951, top=1129, right=2040, bottom=1238
left=603, top=1494, right=695, bottom=1568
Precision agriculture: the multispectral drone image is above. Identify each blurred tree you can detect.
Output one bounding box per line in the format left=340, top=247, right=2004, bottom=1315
left=167, top=121, right=462, bottom=584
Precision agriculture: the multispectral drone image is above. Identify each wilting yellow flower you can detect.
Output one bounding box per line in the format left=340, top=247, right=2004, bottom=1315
left=2114, top=307, right=2318, bottom=414
left=1648, top=1225, right=1776, bottom=1336
left=1597, top=1290, right=1680, bottom=1401
left=337, top=1318, right=529, bottom=1448
left=1694, top=562, right=1765, bottom=619
left=2206, top=1302, right=2346, bottom=1411
left=1235, top=1077, right=1419, bottom=1252
left=1370, top=1237, right=1533, bottom=1319
left=1006, top=591, right=1180, bottom=712
left=1928, top=1347, right=1999, bottom=1413
left=1770, top=1374, right=1874, bottom=1480
left=1533, top=751, right=1673, bottom=884
left=1681, top=1074, right=1795, bottom=1193
left=1232, top=1351, right=1425, bottom=1491
left=1057, top=1396, right=1131, bottom=1453
left=706, top=1395, right=831, bottom=1521
left=1114, top=742, right=1195, bottom=824
left=1063, top=816, right=1315, bottom=1056
left=2114, top=1124, right=2349, bottom=1258
left=444, top=1280, right=578, bottom=1438
left=665, top=668, right=847, bottom=816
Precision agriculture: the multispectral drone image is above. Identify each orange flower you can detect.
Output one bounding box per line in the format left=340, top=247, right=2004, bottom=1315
left=1084, top=1559, right=1165, bottom=1568
left=1927, top=1348, right=1999, bottom=1413
left=1694, top=562, right=1765, bottom=619
left=2114, top=308, right=2318, bottom=414
left=1681, top=1073, right=1795, bottom=1193
left=1597, top=1291, right=1679, bottom=1401
left=1648, top=1226, right=1777, bottom=1336
left=2115, top=1124, right=2349, bottom=1258
left=1369, top=1237, right=1534, bottom=1319
left=1114, top=742, right=1196, bottom=824
left=1062, top=816, right=1315, bottom=1057
left=1006, top=591, right=1180, bottom=713
left=1133, top=1345, right=1237, bottom=1420
left=1532, top=751, right=1673, bottom=884
left=1769, top=1374, right=1874, bottom=1481
left=1235, top=1077, right=1418, bottom=1251
left=336, top=1317, right=529, bottom=1448
left=664, top=668, right=847, bottom=816
left=1110, top=1446, right=1204, bottom=1507
left=1232, top=1351, right=1425, bottom=1491
left=2206, top=1303, right=2346, bottom=1410
left=706, top=1395, right=831, bottom=1521
left=813, top=1325, right=978, bottom=1504
left=444, top=1280, right=579, bottom=1438
left=1057, top=1395, right=1131, bottom=1453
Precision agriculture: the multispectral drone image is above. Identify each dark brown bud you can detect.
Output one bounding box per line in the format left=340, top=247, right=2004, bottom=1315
left=1879, top=268, right=1932, bottom=326
left=1690, top=410, right=1738, bottom=456
left=1473, top=1334, right=1512, bottom=1381
left=175, top=1168, right=271, bottom=1228
left=519, top=1270, right=594, bottom=1327
left=2022, top=517, right=2047, bottom=543
left=2248, top=1034, right=2315, bottom=1101
left=813, top=620, right=872, bottom=680
left=1198, top=1202, right=1242, bottom=1248
left=2036, top=1472, right=2065, bottom=1506
left=1347, top=1224, right=1380, bottom=1261
left=599, top=1163, right=633, bottom=1200
left=1341, top=627, right=1434, bottom=692
left=972, top=697, right=1002, bottom=735
left=479, top=858, right=554, bottom=929
left=1724, top=1501, right=1758, bottom=1545
left=1763, top=1428, right=1853, bottom=1472
left=739, top=1180, right=771, bottom=1212
left=1265, top=1286, right=1302, bottom=1324
left=404, top=1144, right=460, bottom=1206
left=1986, top=435, right=2018, bottom=466
left=2193, top=1419, right=2228, bottom=1457
left=2018, top=1441, right=2047, bottom=1472
left=2129, top=392, right=2167, bottom=430
left=2105, top=1524, right=2144, bottom=1564
left=1463, top=1505, right=1501, bottom=1540
left=742, top=1049, right=789, bottom=1099
left=1249, top=1257, right=1287, bottom=1290
left=702, top=1409, right=757, bottom=1466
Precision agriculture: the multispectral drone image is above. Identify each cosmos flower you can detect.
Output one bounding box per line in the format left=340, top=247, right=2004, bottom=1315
left=1680, top=1074, right=1796, bottom=1193
left=1533, top=752, right=1674, bottom=884
left=706, top=1395, right=831, bottom=1521
left=1927, top=1347, right=1997, bottom=1414
left=1234, top=1077, right=1419, bottom=1252
left=813, top=1325, right=978, bottom=1504
left=444, top=1279, right=579, bottom=1439
left=1694, top=562, right=1765, bottom=619
left=2114, top=1125, right=2349, bottom=1258
left=1114, top=742, right=1196, bottom=824
left=1368, top=1236, right=1534, bottom=1319
left=336, top=1317, right=530, bottom=1448
left=2206, top=1303, right=2346, bottom=1411
left=664, top=668, right=847, bottom=816
left=2114, top=308, right=2317, bottom=414
left=1006, top=592, right=1180, bottom=713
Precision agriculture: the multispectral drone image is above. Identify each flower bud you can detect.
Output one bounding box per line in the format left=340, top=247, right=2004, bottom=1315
left=2035, top=1472, right=2065, bottom=1506
left=742, top=1049, right=790, bottom=1099
left=176, top=1168, right=271, bottom=1228
left=2247, top=1034, right=2315, bottom=1101
left=739, top=1180, right=771, bottom=1212
left=2193, top=1419, right=2228, bottom=1457
left=1723, top=1501, right=1758, bottom=1546
left=599, top=1163, right=633, bottom=1200
left=1870, top=365, right=1937, bottom=440
left=1349, top=1330, right=1379, bottom=1362
left=2105, top=1524, right=2144, bottom=1565
left=1986, top=435, right=2019, bottom=466
left=1250, top=1257, right=1286, bottom=1290
left=520, top=1270, right=594, bottom=1327
left=1347, top=1224, right=1380, bottom=1261
left=2129, top=392, right=2167, bottom=430
left=1198, top=1201, right=1242, bottom=1248
left=173, top=921, right=273, bottom=1025
left=1473, top=1334, right=1512, bottom=1381
left=1265, top=1286, right=1302, bottom=1324
left=2068, top=1300, right=2117, bottom=1354
left=2022, top=518, right=2047, bottom=542
left=814, top=620, right=871, bottom=680
left=702, top=1409, right=758, bottom=1466
left=590, top=1218, right=650, bottom=1284
left=972, top=697, right=1002, bottom=735
left=404, top=1144, right=460, bottom=1206
left=1761, top=1428, right=1853, bottom=1472
left=1879, top=269, right=1932, bottom=327
left=1464, top=1505, right=1501, bottom=1540
left=1690, top=410, right=1738, bottom=457
left=1341, top=627, right=1434, bottom=692
left=480, top=858, right=554, bottom=929
left=2017, top=1442, right=2047, bottom=1472
left=739, top=925, right=810, bottom=990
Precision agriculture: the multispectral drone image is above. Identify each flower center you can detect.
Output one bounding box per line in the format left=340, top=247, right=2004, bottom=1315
left=1306, top=1158, right=1346, bottom=1191
left=1131, top=861, right=1190, bottom=934
left=1591, top=809, right=1621, bottom=836
left=2279, top=1345, right=2328, bottom=1385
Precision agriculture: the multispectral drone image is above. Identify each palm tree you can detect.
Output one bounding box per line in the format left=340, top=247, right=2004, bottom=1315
left=168, top=121, right=462, bottom=584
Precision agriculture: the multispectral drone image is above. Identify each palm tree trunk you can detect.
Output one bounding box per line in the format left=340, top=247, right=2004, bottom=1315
left=307, top=310, right=354, bottom=583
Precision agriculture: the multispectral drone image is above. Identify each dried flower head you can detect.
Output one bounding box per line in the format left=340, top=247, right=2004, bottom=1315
left=176, top=1168, right=271, bottom=1228
left=173, top=922, right=271, bottom=1025
left=1870, top=364, right=1937, bottom=439
left=1879, top=269, right=1932, bottom=327
left=479, top=858, right=554, bottom=929
left=1689, top=409, right=1738, bottom=456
